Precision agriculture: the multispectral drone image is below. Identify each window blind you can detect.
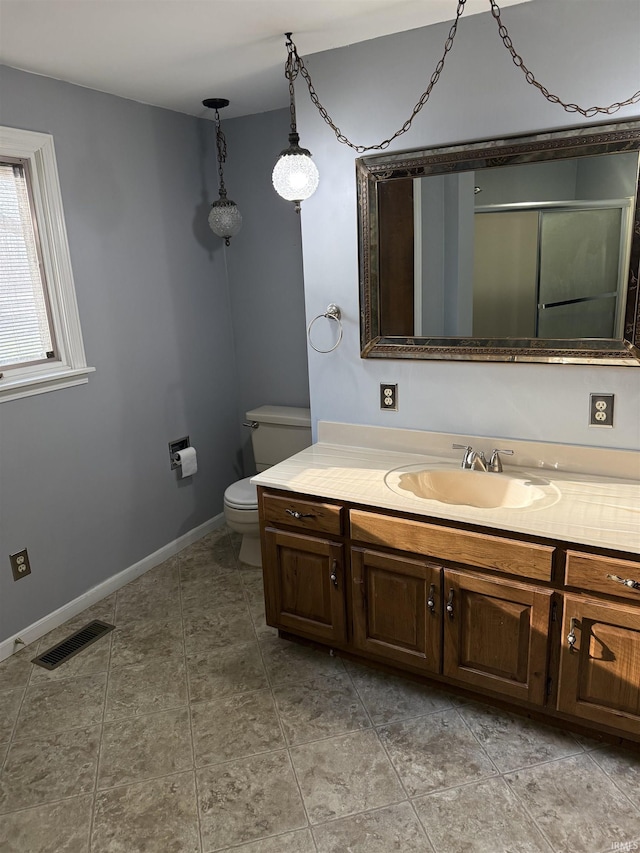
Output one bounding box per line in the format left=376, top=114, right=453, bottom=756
left=0, top=161, right=55, bottom=370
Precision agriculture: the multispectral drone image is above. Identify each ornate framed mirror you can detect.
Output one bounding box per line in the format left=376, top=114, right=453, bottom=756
left=357, top=119, right=640, bottom=364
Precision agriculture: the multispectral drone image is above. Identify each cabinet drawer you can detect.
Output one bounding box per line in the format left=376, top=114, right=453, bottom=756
left=565, top=551, right=640, bottom=604
left=350, top=510, right=554, bottom=581
left=261, top=492, right=343, bottom=536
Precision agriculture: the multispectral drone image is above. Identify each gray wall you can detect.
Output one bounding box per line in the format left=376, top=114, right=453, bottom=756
left=223, top=110, right=310, bottom=473
left=0, top=68, right=253, bottom=642
left=297, top=0, right=640, bottom=449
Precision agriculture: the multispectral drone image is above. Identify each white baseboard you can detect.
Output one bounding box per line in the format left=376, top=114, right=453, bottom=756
left=0, top=513, right=225, bottom=662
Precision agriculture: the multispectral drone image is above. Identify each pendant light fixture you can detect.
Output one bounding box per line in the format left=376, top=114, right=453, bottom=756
left=203, top=97, right=242, bottom=245
left=272, top=34, right=319, bottom=213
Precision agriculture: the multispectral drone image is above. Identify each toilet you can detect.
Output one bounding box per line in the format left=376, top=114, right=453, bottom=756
left=224, top=405, right=312, bottom=566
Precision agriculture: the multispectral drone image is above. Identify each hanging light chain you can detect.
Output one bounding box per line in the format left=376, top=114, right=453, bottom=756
left=285, top=0, right=639, bottom=154
left=489, top=0, right=640, bottom=117
left=214, top=109, right=229, bottom=196
left=285, top=0, right=467, bottom=154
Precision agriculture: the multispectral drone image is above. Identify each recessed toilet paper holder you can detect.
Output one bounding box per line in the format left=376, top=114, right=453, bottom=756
left=169, top=436, right=190, bottom=470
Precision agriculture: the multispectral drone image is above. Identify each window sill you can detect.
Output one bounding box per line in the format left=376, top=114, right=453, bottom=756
left=0, top=366, right=95, bottom=403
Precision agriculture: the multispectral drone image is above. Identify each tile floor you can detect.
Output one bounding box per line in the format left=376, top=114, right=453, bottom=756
left=1, top=526, right=639, bottom=853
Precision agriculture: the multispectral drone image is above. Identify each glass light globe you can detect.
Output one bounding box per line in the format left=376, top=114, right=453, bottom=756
left=208, top=197, right=242, bottom=246
left=272, top=150, right=319, bottom=209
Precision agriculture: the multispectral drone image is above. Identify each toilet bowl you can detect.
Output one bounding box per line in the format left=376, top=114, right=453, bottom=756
left=224, top=476, right=260, bottom=566
left=223, top=405, right=312, bottom=567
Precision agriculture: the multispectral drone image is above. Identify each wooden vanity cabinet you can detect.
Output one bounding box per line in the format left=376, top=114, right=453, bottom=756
left=350, top=547, right=442, bottom=673
left=260, top=492, right=347, bottom=644
left=258, top=487, right=640, bottom=742
left=557, top=551, right=640, bottom=737
left=443, top=569, right=552, bottom=705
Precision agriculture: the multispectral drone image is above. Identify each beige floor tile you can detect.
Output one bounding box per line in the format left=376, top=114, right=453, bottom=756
left=123, top=557, right=180, bottom=595
left=313, top=801, right=432, bottom=852
left=191, top=689, right=284, bottom=767
left=377, top=709, right=497, bottom=796
left=590, top=746, right=640, bottom=809
left=345, top=660, right=455, bottom=725
left=104, top=656, right=187, bottom=721
left=413, top=776, right=553, bottom=853
left=458, top=702, right=583, bottom=772
left=0, top=645, right=36, bottom=690
left=98, top=707, right=193, bottom=788
left=273, top=671, right=371, bottom=745
left=290, top=729, right=405, bottom=824
left=0, top=794, right=93, bottom=853
left=114, top=584, right=177, bottom=624
left=92, top=770, right=200, bottom=853
left=504, top=752, right=640, bottom=853
left=180, top=534, right=238, bottom=573
left=180, top=573, right=246, bottom=616
left=109, top=617, right=184, bottom=669
left=0, top=726, right=100, bottom=813
left=217, top=829, right=316, bottom=853
left=15, top=672, right=106, bottom=738
left=197, top=750, right=307, bottom=850
left=259, top=634, right=346, bottom=686
left=183, top=605, right=256, bottom=654
left=0, top=687, right=24, bottom=741
left=186, top=642, right=269, bottom=703
left=0, top=741, right=8, bottom=764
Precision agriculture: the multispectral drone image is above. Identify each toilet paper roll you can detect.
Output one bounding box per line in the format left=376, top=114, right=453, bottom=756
left=175, top=446, right=197, bottom=478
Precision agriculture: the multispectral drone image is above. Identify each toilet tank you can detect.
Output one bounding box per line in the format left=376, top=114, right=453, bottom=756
left=246, top=405, right=312, bottom=472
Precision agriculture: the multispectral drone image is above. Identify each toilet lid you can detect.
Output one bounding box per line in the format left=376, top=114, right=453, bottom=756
left=225, top=476, right=258, bottom=509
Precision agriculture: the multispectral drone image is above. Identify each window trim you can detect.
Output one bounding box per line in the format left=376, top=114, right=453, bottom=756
left=0, top=126, right=94, bottom=403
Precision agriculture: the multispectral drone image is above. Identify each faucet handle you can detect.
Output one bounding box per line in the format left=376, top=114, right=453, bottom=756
left=488, top=448, right=513, bottom=473
left=452, top=444, right=473, bottom=469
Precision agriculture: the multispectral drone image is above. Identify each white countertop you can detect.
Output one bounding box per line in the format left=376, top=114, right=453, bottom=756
left=253, top=423, right=640, bottom=555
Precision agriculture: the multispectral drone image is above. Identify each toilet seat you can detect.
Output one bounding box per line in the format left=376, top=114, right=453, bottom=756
left=224, top=476, right=258, bottom=510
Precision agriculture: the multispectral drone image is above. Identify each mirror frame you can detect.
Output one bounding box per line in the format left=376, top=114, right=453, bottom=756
left=357, top=119, right=640, bottom=365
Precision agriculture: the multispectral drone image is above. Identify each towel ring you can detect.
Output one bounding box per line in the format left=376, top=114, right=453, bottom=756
left=307, top=304, right=343, bottom=353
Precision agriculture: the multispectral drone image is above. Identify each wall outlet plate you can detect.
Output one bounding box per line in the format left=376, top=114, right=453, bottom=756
left=10, top=548, right=31, bottom=581
left=380, top=383, right=398, bottom=411
left=169, top=436, right=190, bottom=470
left=589, top=393, right=614, bottom=427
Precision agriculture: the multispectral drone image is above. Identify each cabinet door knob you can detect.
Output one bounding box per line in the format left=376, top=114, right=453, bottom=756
left=567, top=616, right=578, bottom=649
left=286, top=509, right=314, bottom=520
left=446, top=588, right=454, bottom=617
left=330, top=560, right=339, bottom=588
left=427, top=583, right=436, bottom=613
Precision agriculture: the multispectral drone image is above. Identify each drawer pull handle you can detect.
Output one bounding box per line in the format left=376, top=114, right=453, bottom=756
left=567, top=616, right=577, bottom=649
left=330, top=561, right=339, bottom=588
left=607, top=573, right=640, bottom=591
left=427, top=583, right=436, bottom=614
left=446, top=589, right=454, bottom=617
left=286, top=509, right=314, bottom=520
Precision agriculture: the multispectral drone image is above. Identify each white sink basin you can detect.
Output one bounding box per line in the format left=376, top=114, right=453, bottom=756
left=385, top=465, right=560, bottom=510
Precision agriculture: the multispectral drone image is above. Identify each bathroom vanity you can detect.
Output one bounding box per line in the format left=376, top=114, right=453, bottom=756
left=254, top=424, right=640, bottom=744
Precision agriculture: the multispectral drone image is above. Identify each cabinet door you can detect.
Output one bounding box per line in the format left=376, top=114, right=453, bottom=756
left=263, top=528, right=346, bottom=644
left=443, top=569, right=552, bottom=705
left=558, top=595, right=640, bottom=737
left=351, top=548, right=441, bottom=673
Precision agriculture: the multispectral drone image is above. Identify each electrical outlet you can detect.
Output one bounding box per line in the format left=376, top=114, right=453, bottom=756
left=589, top=393, right=614, bottom=427
left=380, top=383, right=398, bottom=411
left=10, top=548, right=31, bottom=581
left=169, top=436, right=190, bottom=470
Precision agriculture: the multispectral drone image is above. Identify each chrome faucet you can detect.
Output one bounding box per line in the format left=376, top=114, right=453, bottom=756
left=453, top=444, right=513, bottom=472
left=488, top=448, right=514, bottom=473
left=452, top=444, right=488, bottom=471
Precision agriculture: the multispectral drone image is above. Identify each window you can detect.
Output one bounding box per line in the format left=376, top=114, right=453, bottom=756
left=0, top=126, right=93, bottom=402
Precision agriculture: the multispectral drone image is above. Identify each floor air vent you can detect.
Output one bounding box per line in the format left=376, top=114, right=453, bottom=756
left=32, top=620, right=115, bottom=670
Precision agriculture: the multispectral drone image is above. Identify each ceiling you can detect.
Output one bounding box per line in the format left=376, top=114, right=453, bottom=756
left=0, top=0, right=532, bottom=120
